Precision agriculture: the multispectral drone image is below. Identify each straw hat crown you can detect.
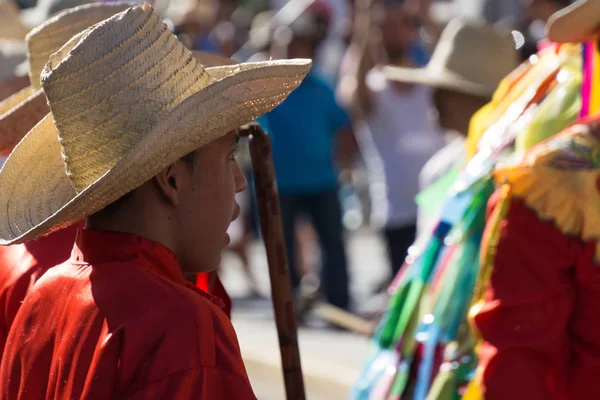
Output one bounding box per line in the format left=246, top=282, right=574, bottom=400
left=27, top=2, right=133, bottom=90
left=430, top=20, right=515, bottom=95
left=385, top=20, right=518, bottom=98
left=43, top=5, right=217, bottom=192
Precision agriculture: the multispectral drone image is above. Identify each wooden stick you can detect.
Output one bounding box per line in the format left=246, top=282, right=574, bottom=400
left=240, top=123, right=306, bottom=400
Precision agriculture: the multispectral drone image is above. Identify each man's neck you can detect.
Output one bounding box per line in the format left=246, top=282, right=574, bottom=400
left=86, top=199, right=178, bottom=259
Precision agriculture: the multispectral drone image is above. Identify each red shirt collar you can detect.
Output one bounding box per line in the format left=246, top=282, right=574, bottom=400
left=71, top=229, right=225, bottom=309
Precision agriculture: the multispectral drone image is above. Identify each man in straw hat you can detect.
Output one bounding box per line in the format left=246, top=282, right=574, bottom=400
left=0, top=3, right=236, bottom=330
left=260, top=1, right=354, bottom=312
left=0, top=2, right=133, bottom=360
left=337, top=0, right=445, bottom=288
left=0, top=4, right=310, bottom=398
left=384, top=19, right=518, bottom=236
left=0, top=3, right=236, bottom=343
left=470, top=1, right=600, bottom=399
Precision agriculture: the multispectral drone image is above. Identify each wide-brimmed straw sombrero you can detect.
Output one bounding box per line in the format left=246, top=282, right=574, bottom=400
left=0, top=4, right=311, bottom=244
left=0, top=2, right=133, bottom=154
left=547, top=0, right=600, bottom=43
left=384, top=20, right=518, bottom=99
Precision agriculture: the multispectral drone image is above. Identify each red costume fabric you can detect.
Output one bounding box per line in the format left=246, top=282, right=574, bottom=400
left=474, top=195, right=598, bottom=399
left=473, top=117, right=600, bottom=399
left=0, top=229, right=256, bottom=399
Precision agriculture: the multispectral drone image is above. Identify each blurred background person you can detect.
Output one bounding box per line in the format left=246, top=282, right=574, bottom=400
left=19, top=0, right=95, bottom=27
left=338, top=0, right=445, bottom=289
left=480, top=0, right=572, bottom=60
left=1, top=0, right=29, bottom=39
left=0, top=40, right=28, bottom=105
left=261, top=3, right=355, bottom=311
left=170, top=0, right=221, bottom=50
left=268, top=0, right=350, bottom=83
left=481, top=0, right=522, bottom=26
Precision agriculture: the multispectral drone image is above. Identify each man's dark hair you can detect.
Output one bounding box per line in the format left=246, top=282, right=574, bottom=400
left=181, top=151, right=196, bottom=170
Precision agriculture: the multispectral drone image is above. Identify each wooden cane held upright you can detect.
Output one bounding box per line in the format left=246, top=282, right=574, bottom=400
left=242, top=123, right=306, bottom=400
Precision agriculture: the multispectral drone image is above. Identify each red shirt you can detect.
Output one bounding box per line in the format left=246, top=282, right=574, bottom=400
left=0, top=224, right=81, bottom=357
left=474, top=193, right=600, bottom=399
left=0, top=229, right=257, bottom=399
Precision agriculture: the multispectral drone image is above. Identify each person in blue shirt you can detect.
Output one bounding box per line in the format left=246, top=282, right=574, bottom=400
left=262, top=5, right=353, bottom=310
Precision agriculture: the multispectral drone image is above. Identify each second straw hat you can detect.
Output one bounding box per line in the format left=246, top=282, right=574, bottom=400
left=384, top=20, right=518, bottom=99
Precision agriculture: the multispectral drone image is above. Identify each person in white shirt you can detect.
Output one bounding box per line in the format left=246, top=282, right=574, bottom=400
left=340, top=0, right=518, bottom=284
left=338, top=0, right=444, bottom=281
left=359, top=71, right=445, bottom=278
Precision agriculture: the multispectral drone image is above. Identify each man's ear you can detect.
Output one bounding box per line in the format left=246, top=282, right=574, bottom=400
left=153, top=160, right=189, bottom=206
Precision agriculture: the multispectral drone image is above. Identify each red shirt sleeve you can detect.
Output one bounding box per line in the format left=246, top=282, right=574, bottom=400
left=474, top=194, right=579, bottom=399
left=126, top=367, right=257, bottom=400
left=0, top=264, right=35, bottom=356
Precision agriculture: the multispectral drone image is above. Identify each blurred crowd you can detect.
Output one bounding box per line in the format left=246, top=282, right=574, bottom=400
left=1, top=0, right=569, bottom=318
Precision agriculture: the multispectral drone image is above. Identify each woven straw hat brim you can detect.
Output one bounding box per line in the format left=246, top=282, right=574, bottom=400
left=0, top=51, right=230, bottom=154
left=547, top=0, right=600, bottom=43
left=0, top=50, right=241, bottom=154
left=383, top=65, right=493, bottom=99
left=0, top=59, right=310, bottom=244
left=0, top=88, right=49, bottom=152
